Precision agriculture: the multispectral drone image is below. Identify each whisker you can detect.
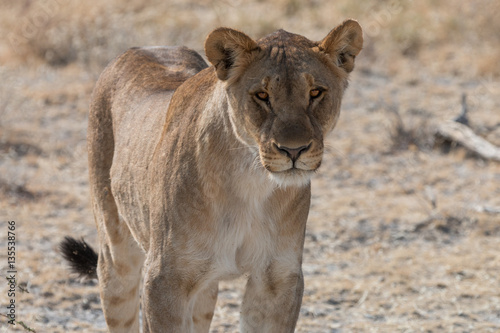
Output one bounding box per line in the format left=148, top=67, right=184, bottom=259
left=228, top=146, right=249, bottom=151
left=323, top=143, right=346, bottom=160
left=227, top=144, right=260, bottom=152
left=251, top=153, right=264, bottom=171
left=227, top=143, right=264, bottom=171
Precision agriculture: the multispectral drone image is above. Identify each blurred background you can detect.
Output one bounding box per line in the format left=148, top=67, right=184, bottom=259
left=0, top=0, right=499, bottom=332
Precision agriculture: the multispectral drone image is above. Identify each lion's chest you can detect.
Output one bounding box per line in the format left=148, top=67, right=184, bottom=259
left=213, top=204, right=273, bottom=279
left=210, top=177, right=276, bottom=279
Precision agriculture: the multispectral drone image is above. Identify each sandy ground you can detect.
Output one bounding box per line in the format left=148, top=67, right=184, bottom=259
left=1, top=1, right=500, bottom=332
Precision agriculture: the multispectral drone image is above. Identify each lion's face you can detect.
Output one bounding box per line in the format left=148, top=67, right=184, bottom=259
left=205, top=21, right=363, bottom=187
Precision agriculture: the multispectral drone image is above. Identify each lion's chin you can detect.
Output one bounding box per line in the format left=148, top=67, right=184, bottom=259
left=267, top=169, right=314, bottom=188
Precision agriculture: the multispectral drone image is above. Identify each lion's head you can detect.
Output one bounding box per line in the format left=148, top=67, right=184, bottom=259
left=205, top=20, right=363, bottom=187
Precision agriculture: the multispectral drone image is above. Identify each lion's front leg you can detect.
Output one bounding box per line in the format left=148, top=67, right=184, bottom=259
left=142, top=250, right=217, bottom=333
left=240, top=261, right=304, bottom=333
left=142, top=256, right=194, bottom=333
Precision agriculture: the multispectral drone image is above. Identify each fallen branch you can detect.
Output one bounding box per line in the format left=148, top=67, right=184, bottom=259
left=436, top=121, right=500, bottom=162
left=474, top=206, right=500, bottom=214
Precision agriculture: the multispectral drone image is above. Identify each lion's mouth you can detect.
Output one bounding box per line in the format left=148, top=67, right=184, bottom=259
left=261, top=155, right=321, bottom=173
left=266, top=168, right=315, bottom=187
left=267, top=165, right=318, bottom=173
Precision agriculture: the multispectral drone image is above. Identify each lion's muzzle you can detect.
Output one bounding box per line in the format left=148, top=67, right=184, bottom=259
left=261, top=139, right=323, bottom=174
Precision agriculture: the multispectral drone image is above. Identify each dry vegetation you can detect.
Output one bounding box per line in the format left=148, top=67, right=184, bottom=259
left=1, top=0, right=499, bottom=332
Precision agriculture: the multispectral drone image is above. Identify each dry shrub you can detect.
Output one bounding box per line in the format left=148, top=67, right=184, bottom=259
left=356, top=0, right=500, bottom=77
left=3, top=0, right=160, bottom=68
left=2, top=0, right=220, bottom=69
left=387, top=106, right=435, bottom=152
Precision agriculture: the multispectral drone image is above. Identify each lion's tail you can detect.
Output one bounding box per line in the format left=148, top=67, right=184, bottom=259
left=59, top=236, right=98, bottom=280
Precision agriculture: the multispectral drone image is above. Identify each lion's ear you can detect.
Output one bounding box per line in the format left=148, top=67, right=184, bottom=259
left=318, top=19, right=363, bottom=73
left=205, top=28, right=259, bottom=81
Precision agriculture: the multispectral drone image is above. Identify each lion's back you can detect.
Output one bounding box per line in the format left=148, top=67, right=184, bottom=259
left=88, top=46, right=209, bottom=245
left=113, top=46, right=208, bottom=93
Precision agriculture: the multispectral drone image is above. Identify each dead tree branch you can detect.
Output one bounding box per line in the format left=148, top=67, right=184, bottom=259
left=436, top=121, right=500, bottom=161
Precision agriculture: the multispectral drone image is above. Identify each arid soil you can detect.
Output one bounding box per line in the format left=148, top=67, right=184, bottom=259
left=1, top=1, right=499, bottom=332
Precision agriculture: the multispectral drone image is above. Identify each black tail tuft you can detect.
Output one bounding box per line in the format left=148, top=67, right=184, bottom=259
left=59, top=236, right=98, bottom=279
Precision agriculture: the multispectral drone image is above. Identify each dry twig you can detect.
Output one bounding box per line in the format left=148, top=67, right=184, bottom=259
left=436, top=121, right=500, bottom=161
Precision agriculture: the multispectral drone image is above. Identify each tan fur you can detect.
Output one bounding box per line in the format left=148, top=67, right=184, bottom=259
left=88, top=20, right=362, bottom=332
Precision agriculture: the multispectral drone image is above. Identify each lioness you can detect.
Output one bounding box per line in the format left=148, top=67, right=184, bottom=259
left=61, top=20, right=362, bottom=332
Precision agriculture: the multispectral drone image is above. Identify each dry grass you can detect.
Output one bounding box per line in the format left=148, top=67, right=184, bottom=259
left=1, top=0, right=499, bottom=332
left=1, top=0, right=499, bottom=76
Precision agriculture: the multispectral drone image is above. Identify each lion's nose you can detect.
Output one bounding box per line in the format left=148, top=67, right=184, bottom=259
left=274, top=143, right=312, bottom=162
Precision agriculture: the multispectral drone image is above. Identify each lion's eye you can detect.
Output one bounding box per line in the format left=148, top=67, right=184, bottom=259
left=256, top=92, right=269, bottom=101
left=310, top=89, right=322, bottom=99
